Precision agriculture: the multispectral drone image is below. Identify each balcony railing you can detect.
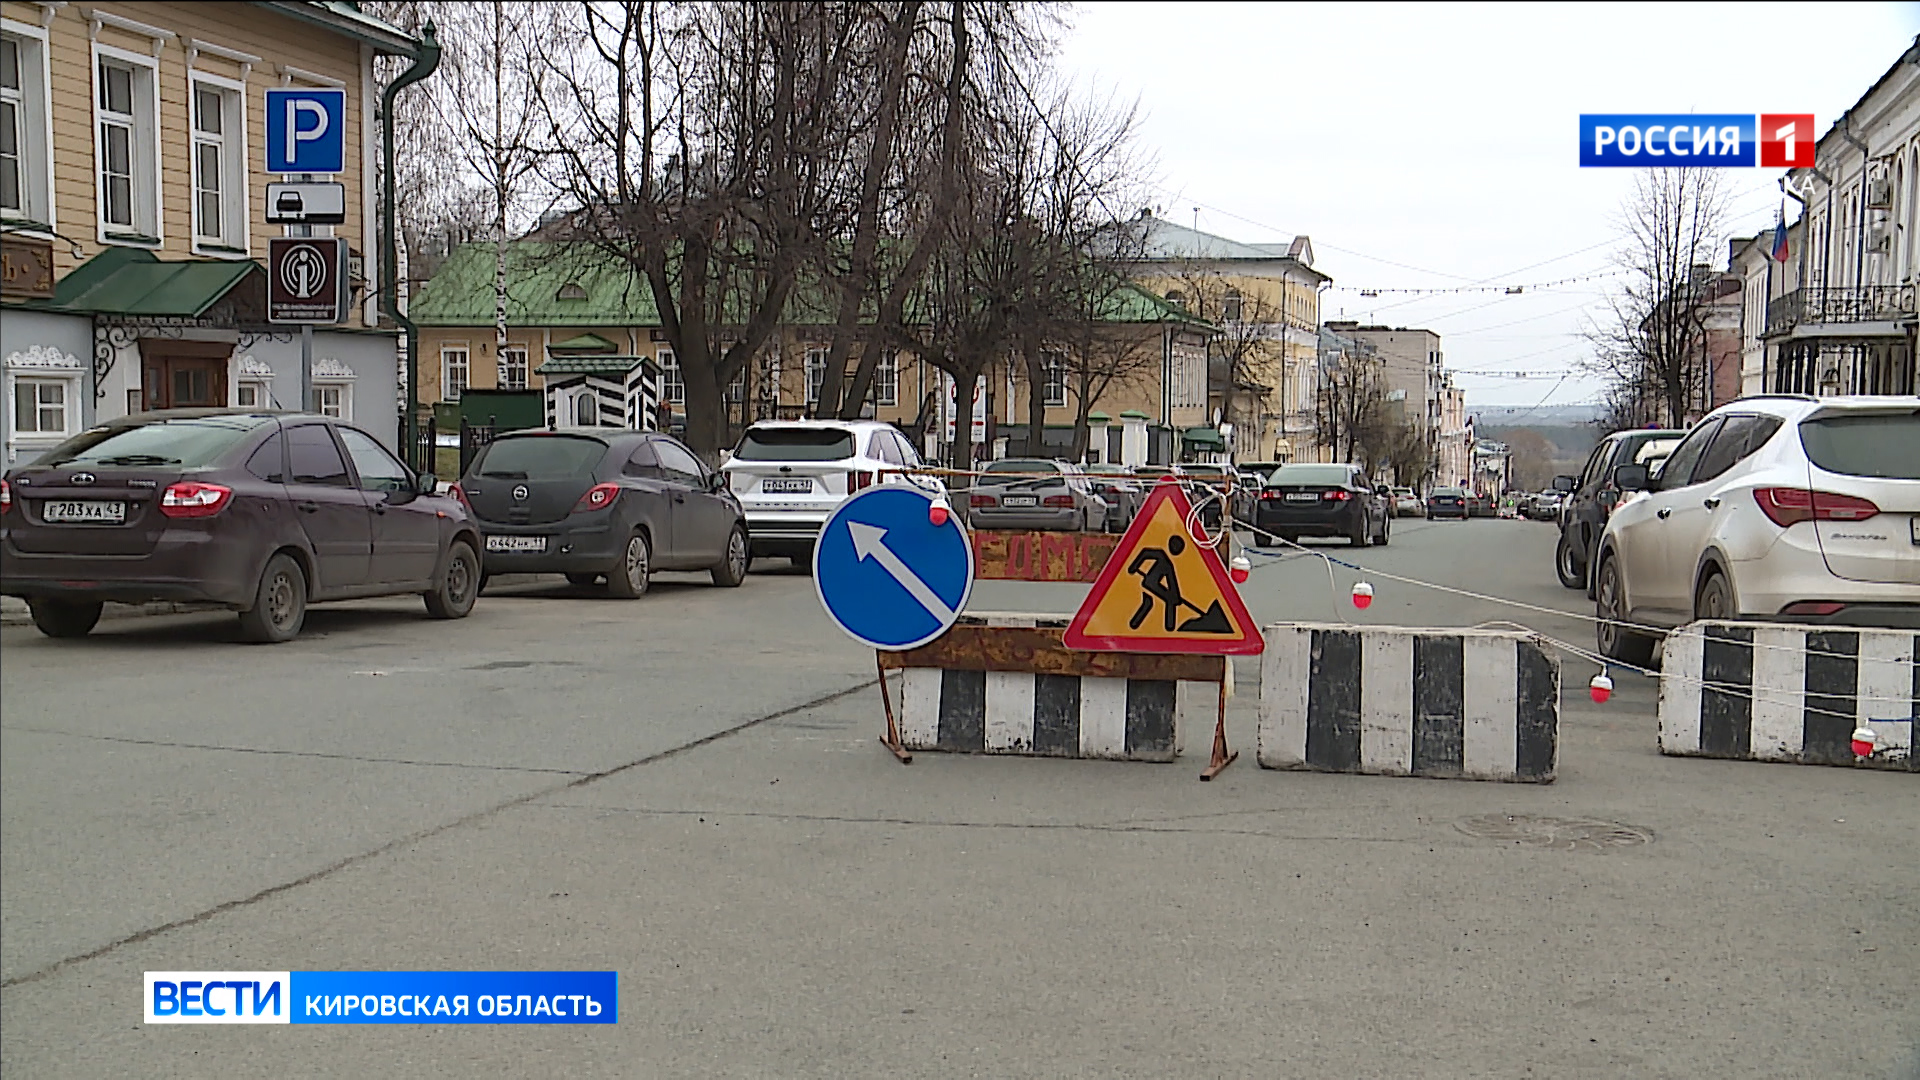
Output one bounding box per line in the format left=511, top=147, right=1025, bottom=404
left=1765, top=285, right=1916, bottom=337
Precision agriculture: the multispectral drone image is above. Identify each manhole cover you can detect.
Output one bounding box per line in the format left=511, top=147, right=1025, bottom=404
left=1455, top=814, right=1653, bottom=851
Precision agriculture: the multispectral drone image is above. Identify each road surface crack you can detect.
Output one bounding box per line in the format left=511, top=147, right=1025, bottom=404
left=0, top=726, right=592, bottom=777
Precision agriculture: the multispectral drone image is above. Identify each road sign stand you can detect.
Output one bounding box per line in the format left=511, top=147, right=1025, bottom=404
left=875, top=653, right=913, bottom=765
left=1200, top=678, right=1237, bottom=781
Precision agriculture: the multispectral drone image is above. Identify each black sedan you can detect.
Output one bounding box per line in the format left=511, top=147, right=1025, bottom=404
left=1426, top=486, right=1469, bottom=519
left=1252, top=463, right=1390, bottom=547
left=455, top=429, right=748, bottom=598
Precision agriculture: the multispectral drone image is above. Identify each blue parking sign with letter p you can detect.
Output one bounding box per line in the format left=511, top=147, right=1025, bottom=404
left=266, top=88, right=346, bottom=173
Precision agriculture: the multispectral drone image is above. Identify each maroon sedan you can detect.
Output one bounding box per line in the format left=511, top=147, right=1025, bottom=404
left=1, top=409, right=481, bottom=642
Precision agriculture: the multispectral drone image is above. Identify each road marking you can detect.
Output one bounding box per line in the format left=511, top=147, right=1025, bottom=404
left=847, top=521, right=956, bottom=623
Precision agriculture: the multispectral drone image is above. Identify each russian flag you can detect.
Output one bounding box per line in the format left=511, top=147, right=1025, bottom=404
left=1771, top=213, right=1790, bottom=263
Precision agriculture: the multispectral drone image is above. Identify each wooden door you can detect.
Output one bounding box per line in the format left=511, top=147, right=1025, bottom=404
left=139, top=340, right=232, bottom=410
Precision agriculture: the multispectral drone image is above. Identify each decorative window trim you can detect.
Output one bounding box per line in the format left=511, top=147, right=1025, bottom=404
left=276, top=62, right=344, bottom=88
left=312, top=357, right=357, bottom=381
left=81, top=7, right=173, bottom=54
left=91, top=41, right=162, bottom=246
left=238, top=354, right=275, bottom=380
left=187, top=68, right=248, bottom=257
left=5, top=345, right=84, bottom=449
left=184, top=38, right=258, bottom=75
left=0, top=18, right=55, bottom=231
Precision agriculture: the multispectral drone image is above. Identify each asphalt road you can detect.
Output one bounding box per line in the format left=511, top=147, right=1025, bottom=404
left=2, top=517, right=1915, bottom=1078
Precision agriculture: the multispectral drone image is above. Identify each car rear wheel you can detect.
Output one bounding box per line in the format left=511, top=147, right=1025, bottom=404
left=711, top=525, right=749, bottom=588
left=425, top=540, right=479, bottom=619
left=607, top=531, right=651, bottom=599
left=1595, top=555, right=1657, bottom=668
left=1694, top=570, right=1734, bottom=622
left=1350, top=513, right=1370, bottom=547
left=238, top=553, right=307, bottom=644
left=1254, top=531, right=1272, bottom=548
left=1554, top=530, right=1587, bottom=590
left=1376, top=515, right=1391, bottom=546
left=29, top=598, right=103, bottom=639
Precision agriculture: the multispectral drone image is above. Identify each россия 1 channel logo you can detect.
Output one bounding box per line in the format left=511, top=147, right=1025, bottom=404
left=1579, top=114, right=1814, bottom=167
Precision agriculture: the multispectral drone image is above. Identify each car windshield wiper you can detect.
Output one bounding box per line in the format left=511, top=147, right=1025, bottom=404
left=480, top=470, right=528, bottom=479
left=89, top=454, right=182, bottom=466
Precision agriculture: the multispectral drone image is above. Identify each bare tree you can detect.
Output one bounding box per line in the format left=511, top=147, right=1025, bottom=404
left=1585, top=169, right=1731, bottom=428
left=1314, top=351, right=1390, bottom=466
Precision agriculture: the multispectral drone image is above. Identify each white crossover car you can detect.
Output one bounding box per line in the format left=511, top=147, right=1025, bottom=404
left=1589, top=395, right=1919, bottom=666
left=719, top=420, right=944, bottom=566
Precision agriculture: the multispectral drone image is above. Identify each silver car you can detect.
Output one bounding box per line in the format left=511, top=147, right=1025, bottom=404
left=967, top=459, right=1109, bottom=532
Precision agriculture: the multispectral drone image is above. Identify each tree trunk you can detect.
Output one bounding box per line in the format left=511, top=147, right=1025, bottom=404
left=950, top=366, right=977, bottom=472
left=1022, top=341, right=1047, bottom=457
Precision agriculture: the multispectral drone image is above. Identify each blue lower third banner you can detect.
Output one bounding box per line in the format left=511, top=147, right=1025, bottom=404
left=144, top=971, right=617, bottom=1024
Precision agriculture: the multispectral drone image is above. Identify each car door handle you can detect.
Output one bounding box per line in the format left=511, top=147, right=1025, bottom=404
left=371, top=503, right=387, bottom=515
left=673, top=494, right=686, bottom=504
left=1656, top=507, right=1672, bottom=520
left=296, top=501, right=320, bottom=514
left=1703, top=497, right=1720, bottom=510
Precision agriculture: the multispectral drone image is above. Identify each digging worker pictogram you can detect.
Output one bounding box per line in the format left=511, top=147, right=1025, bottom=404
left=1126, top=534, right=1231, bottom=634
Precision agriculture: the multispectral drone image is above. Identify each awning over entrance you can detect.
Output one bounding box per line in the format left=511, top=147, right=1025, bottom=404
left=29, top=247, right=261, bottom=318
left=1181, top=426, right=1224, bottom=447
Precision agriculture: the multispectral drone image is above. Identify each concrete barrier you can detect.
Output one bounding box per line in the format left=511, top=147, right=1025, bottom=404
left=1660, top=622, right=1916, bottom=771
left=877, top=616, right=1224, bottom=762
left=1258, top=623, right=1560, bottom=782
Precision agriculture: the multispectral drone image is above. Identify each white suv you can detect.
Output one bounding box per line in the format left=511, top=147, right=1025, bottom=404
left=1590, top=395, right=1919, bottom=665
left=720, top=420, right=942, bottom=565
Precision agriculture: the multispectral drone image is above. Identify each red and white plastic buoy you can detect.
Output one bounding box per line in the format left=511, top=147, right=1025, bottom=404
left=1230, top=554, right=1251, bottom=584
left=928, top=495, right=952, bottom=527
left=1850, top=727, right=1878, bottom=759
left=1589, top=672, right=1614, bottom=704
left=1351, top=581, right=1374, bottom=609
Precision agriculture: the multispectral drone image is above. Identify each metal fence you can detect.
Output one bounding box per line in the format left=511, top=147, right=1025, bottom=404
left=1766, top=285, right=1916, bottom=336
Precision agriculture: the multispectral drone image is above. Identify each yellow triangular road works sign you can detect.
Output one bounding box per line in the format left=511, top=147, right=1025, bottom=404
left=1062, top=479, right=1264, bottom=655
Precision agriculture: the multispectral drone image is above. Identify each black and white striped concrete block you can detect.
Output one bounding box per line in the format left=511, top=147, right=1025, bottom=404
left=895, top=668, right=1211, bottom=761
left=1659, top=622, right=1917, bottom=770
left=1258, top=624, right=1560, bottom=782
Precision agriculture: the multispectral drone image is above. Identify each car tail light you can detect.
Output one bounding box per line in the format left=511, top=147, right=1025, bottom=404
left=1754, top=487, right=1880, bottom=528
left=1043, top=495, right=1074, bottom=508
left=449, top=482, right=472, bottom=511
left=1782, top=601, right=1846, bottom=616
left=0, top=479, right=10, bottom=514
left=848, top=471, right=875, bottom=492
left=969, top=494, right=995, bottom=508
left=573, top=482, right=620, bottom=513
left=158, top=481, right=233, bottom=519
left=1323, top=490, right=1351, bottom=502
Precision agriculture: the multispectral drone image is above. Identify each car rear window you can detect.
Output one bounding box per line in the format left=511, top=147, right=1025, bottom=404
left=985, top=460, right=1060, bottom=475
left=1432, top=487, right=1465, bottom=497
left=734, top=427, right=856, bottom=462
left=37, top=415, right=267, bottom=468
left=1268, top=464, right=1351, bottom=486
left=474, top=435, right=608, bottom=479
left=1799, top=413, right=1920, bottom=480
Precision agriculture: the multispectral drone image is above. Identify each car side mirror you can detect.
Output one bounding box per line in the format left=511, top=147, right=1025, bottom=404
left=1612, top=464, right=1649, bottom=492
left=416, top=472, right=439, bottom=496
left=1552, top=474, right=1576, bottom=492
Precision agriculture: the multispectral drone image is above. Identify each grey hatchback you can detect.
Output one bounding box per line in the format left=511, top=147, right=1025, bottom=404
left=0, top=409, right=482, bottom=642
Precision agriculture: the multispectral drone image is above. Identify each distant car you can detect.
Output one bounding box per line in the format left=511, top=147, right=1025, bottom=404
left=1, top=409, right=480, bottom=642
left=719, top=420, right=937, bottom=566
left=1468, top=492, right=1496, bottom=518
left=1552, top=427, right=1686, bottom=589
left=967, top=459, right=1108, bottom=532
left=1253, top=463, right=1391, bottom=547
left=457, top=428, right=747, bottom=597
left=1391, top=487, right=1425, bottom=517
left=1234, top=471, right=1267, bottom=523
left=1524, top=491, right=1563, bottom=521
left=1172, top=463, right=1234, bottom=531
left=1590, top=396, right=1919, bottom=666
left=1427, top=486, right=1469, bottom=519
left=1085, top=470, right=1144, bottom=533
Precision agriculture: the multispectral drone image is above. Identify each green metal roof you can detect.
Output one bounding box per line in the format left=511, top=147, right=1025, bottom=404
left=1182, top=427, right=1225, bottom=446
left=1086, top=411, right=1111, bottom=422
left=535, top=354, right=654, bottom=376
left=549, top=332, right=622, bottom=352
left=410, top=244, right=660, bottom=328
left=1120, top=410, right=1150, bottom=419
left=21, top=247, right=259, bottom=317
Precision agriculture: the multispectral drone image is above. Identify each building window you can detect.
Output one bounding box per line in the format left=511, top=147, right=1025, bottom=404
left=13, top=376, right=66, bottom=433
left=0, top=27, right=52, bottom=226
left=499, top=347, right=528, bottom=390
left=658, top=347, right=682, bottom=404
left=575, top=391, right=597, bottom=426
left=314, top=384, right=348, bottom=420
left=189, top=76, right=245, bottom=251
left=94, top=49, right=159, bottom=241
left=441, top=347, right=468, bottom=402
left=1041, top=351, right=1067, bottom=407
left=872, top=350, right=898, bottom=407
left=804, top=347, right=827, bottom=405
left=1222, top=288, right=1243, bottom=323
left=236, top=381, right=270, bottom=408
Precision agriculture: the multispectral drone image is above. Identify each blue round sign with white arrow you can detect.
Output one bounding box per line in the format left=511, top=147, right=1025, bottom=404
left=814, top=485, right=974, bottom=651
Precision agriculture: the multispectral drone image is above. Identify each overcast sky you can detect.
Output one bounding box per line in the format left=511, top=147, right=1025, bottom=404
left=1053, top=2, right=1920, bottom=412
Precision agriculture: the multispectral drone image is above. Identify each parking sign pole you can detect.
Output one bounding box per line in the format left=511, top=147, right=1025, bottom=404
left=301, top=324, right=314, bottom=413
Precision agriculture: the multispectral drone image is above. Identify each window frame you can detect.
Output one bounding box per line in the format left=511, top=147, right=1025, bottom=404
left=658, top=347, right=682, bottom=404
left=186, top=68, right=248, bottom=256
left=313, top=383, right=350, bottom=421
left=440, top=346, right=469, bottom=403
left=804, top=346, right=828, bottom=405
left=91, top=42, right=161, bottom=245
left=1041, top=350, right=1068, bottom=407
left=0, top=20, right=53, bottom=230
left=11, top=374, right=69, bottom=435
left=872, top=349, right=898, bottom=407
left=498, top=346, right=529, bottom=391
